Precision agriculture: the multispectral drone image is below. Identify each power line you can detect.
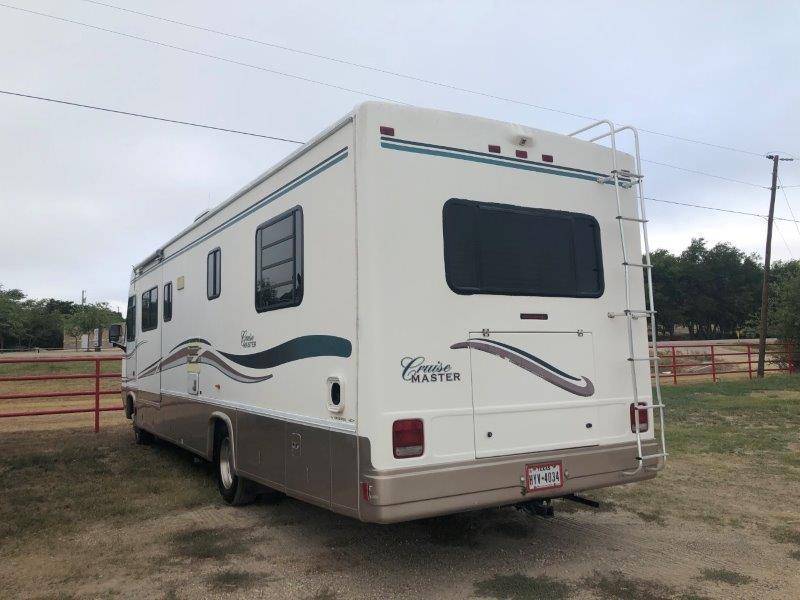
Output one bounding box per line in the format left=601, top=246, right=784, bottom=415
left=774, top=220, right=795, bottom=259
left=63, top=0, right=770, bottom=158
left=0, top=3, right=769, bottom=191
left=642, top=159, right=767, bottom=189
left=2, top=83, right=796, bottom=232
left=645, top=196, right=799, bottom=224
left=778, top=174, right=800, bottom=239
left=0, top=3, right=405, bottom=105
left=2, top=85, right=797, bottom=233
left=0, top=89, right=304, bottom=143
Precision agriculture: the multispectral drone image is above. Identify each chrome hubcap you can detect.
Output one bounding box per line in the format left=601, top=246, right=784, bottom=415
left=219, top=437, right=234, bottom=489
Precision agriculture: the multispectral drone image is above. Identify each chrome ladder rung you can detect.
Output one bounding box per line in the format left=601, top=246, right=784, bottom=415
left=622, top=261, right=652, bottom=269
left=636, top=452, right=668, bottom=461
left=616, top=215, right=648, bottom=223
left=637, top=403, right=665, bottom=410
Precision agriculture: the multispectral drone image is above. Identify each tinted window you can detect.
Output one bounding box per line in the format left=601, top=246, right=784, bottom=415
left=256, top=207, right=303, bottom=312
left=164, top=282, right=173, bottom=322
left=141, top=287, right=158, bottom=331
left=126, top=295, right=136, bottom=341
left=207, top=248, right=221, bottom=300
left=443, top=199, right=604, bottom=297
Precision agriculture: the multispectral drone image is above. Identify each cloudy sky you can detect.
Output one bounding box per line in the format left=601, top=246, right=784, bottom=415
left=1, top=1, right=799, bottom=312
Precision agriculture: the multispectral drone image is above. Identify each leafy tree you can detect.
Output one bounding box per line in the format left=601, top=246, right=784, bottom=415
left=0, top=285, right=25, bottom=350
left=772, top=270, right=800, bottom=367
left=64, top=302, right=122, bottom=346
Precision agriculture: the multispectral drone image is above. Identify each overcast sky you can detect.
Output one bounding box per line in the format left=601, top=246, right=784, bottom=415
left=1, top=1, right=799, bottom=312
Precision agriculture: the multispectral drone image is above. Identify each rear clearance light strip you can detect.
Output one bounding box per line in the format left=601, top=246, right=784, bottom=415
left=379, top=137, right=629, bottom=186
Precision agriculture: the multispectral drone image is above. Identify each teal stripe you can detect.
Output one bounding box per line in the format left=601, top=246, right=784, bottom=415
left=381, top=141, right=619, bottom=185
left=135, top=148, right=348, bottom=282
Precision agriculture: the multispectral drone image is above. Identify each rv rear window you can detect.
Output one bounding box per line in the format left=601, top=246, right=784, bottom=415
left=141, top=287, right=158, bottom=331
left=126, top=295, right=136, bottom=341
left=442, top=199, right=604, bottom=298
left=255, top=207, right=303, bottom=312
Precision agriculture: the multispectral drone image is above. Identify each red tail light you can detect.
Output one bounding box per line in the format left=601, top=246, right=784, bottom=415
left=488, top=144, right=501, bottom=153
left=380, top=126, right=395, bottom=136
left=630, top=402, right=649, bottom=433
left=393, top=419, right=424, bottom=458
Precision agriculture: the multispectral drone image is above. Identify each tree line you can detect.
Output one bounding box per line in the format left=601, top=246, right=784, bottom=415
left=0, top=286, right=121, bottom=350
left=650, top=238, right=799, bottom=344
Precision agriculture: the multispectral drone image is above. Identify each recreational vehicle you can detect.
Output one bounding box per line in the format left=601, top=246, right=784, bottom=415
left=119, top=102, right=666, bottom=523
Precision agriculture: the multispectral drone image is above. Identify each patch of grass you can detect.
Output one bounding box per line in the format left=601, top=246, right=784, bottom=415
left=582, top=570, right=674, bottom=600
left=661, top=375, right=800, bottom=458
left=206, top=569, right=272, bottom=592
left=770, top=526, right=800, bottom=546
left=169, top=528, right=247, bottom=560
left=474, top=573, right=571, bottom=600
left=634, top=509, right=666, bottom=526
left=0, top=429, right=218, bottom=545
left=699, top=568, right=753, bottom=585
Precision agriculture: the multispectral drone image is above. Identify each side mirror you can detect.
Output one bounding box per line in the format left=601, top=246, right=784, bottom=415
left=108, top=323, right=122, bottom=343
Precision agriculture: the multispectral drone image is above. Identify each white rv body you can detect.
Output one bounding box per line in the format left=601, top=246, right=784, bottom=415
left=122, top=102, right=663, bottom=523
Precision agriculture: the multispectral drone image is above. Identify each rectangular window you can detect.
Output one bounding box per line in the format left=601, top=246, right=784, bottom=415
left=141, top=287, right=158, bottom=331
left=126, top=295, right=136, bottom=341
left=443, top=199, right=604, bottom=297
left=207, top=248, right=221, bottom=300
left=164, top=282, right=173, bottom=322
left=255, top=207, right=303, bottom=312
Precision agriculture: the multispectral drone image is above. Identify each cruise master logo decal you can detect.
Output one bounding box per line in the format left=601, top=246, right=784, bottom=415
left=401, top=356, right=461, bottom=383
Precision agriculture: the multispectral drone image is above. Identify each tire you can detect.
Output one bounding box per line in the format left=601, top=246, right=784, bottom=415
left=133, top=425, right=154, bottom=445
left=215, top=428, right=255, bottom=506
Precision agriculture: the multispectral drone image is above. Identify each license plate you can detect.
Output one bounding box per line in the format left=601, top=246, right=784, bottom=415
left=525, top=461, right=563, bottom=492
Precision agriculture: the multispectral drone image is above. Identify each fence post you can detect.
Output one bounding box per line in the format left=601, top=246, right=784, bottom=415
left=747, top=344, right=753, bottom=379
left=710, top=344, right=717, bottom=382
left=671, top=346, right=677, bottom=385
left=94, top=358, right=100, bottom=433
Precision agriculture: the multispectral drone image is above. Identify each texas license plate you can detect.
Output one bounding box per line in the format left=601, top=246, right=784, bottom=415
left=525, top=461, right=563, bottom=491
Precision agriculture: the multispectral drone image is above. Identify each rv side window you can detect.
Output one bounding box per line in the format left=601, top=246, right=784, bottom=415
left=141, top=287, right=159, bottom=331
left=164, top=282, right=173, bottom=322
left=255, top=207, right=303, bottom=312
left=207, top=248, right=221, bottom=300
left=443, top=199, right=604, bottom=298
left=126, top=295, right=136, bottom=341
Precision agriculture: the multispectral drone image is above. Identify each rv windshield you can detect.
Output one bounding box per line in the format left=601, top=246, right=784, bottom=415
left=442, top=199, right=604, bottom=298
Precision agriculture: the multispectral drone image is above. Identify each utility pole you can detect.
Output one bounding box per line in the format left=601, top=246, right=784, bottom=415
left=757, top=154, right=794, bottom=376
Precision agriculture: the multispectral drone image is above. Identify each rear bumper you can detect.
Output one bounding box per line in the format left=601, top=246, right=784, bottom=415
left=359, top=441, right=660, bottom=523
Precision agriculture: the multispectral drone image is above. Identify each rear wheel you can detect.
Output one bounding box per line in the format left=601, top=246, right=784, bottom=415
left=215, top=428, right=255, bottom=506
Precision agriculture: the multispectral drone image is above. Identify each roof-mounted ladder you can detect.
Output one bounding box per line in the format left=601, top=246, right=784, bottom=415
left=568, top=120, right=668, bottom=476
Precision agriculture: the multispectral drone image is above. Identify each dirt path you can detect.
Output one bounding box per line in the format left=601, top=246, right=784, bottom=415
left=1, top=426, right=798, bottom=599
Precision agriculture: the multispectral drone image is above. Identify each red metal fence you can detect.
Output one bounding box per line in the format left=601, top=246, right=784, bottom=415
left=0, top=356, right=122, bottom=432
left=652, top=341, right=795, bottom=384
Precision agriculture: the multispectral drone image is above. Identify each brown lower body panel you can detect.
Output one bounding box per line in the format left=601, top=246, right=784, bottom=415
left=358, top=441, right=660, bottom=524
